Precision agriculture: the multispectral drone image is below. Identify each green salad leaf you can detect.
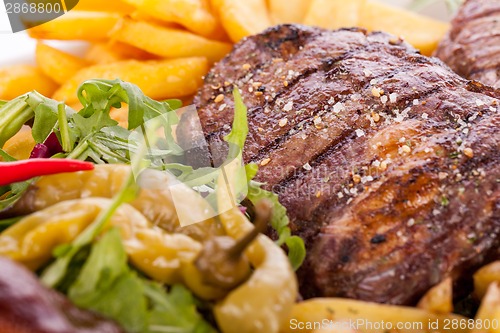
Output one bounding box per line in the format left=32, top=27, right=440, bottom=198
left=0, top=79, right=182, bottom=210
left=145, top=283, right=217, bottom=333
left=224, top=88, right=248, bottom=158
left=69, top=228, right=148, bottom=333
left=0, top=79, right=308, bottom=333
left=67, top=79, right=183, bottom=162
left=41, top=165, right=140, bottom=287
left=0, top=91, right=68, bottom=147
left=64, top=228, right=215, bottom=333
left=31, top=103, right=60, bottom=143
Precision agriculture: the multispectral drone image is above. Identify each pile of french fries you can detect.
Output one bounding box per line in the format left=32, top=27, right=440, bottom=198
left=0, top=0, right=450, bottom=106
left=285, top=261, right=500, bottom=333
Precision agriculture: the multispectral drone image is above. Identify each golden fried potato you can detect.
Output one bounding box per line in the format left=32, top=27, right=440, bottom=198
left=417, top=278, right=453, bottom=314
left=26, top=11, right=121, bottom=41
left=303, top=0, right=366, bottom=29
left=211, top=0, right=272, bottom=42
left=359, top=0, right=449, bottom=56
left=0, top=65, right=58, bottom=100
left=474, top=261, right=500, bottom=300
left=269, top=0, right=311, bottom=24
left=52, top=57, right=208, bottom=104
left=472, top=282, right=500, bottom=333
left=73, top=0, right=135, bottom=13
left=35, top=43, right=89, bottom=85
left=112, top=18, right=232, bottom=64
left=84, top=42, right=158, bottom=64
left=122, top=0, right=225, bottom=40
left=128, top=11, right=184, bottom=29
left=285, top=298, right=469, bottom=333
left=2, top=127, right=35, bottom=160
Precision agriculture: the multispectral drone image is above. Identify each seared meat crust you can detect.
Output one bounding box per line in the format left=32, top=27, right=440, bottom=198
left=192, top=25, right=500, bottom=305
left=435, top=0, right=500, bottom=88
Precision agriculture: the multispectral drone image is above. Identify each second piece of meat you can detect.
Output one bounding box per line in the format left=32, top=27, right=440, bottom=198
left=435, top=0, right=500, bottom=88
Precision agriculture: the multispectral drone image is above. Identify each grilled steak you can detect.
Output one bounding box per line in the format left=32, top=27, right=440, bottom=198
left=435, top=0, right=500, bottom=88
left=190, top=24, right=500, bottom=305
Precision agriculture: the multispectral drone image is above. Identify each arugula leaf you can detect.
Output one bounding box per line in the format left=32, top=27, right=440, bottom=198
left=69, top=79, right=183, bottom=162
left=41, top=168, right=139, bottom=287
left=145, top=283, right=217, bottom=333
left=31, top=104, right=59, bottom=143
left=68, top=228, right=128, bottom=301
left=0, top=92, right=52, bottom=147
left=69, top=228, right=148, bottom=333
left=57, top=103, right=73, bottom=152
left=224, top=88, right=248, bottom=158
left=72, top=110, right=118, bottom=139
left=77, top=79, right=182, bottom=130
left=63, top=228, right=216, bottom=333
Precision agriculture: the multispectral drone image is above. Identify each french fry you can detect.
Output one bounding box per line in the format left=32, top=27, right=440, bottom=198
left=417, top=278, right=453, bottom=314
left=0, top=65, right=58, bottom=100
left=211, top=0, right=272, bottom=42
left=84, top=42, right=158, bottom=64
left=36, top=43, right=89, bottom=85
left=474, top=261, right=500, bottom=300
left=112, top=18, right=233, bottom=64
left=128, top=11, right=184, bottom=29
left=53, top=57, right=208, bottom=104
left=284, top=298, right=469, bottom=333
left=269, top=0, right=311, bottom=24
left=303, top=0, right=366, bottom=30
left=472, top=282, right=500, bottom=333
left=2, top=126, right=35, bottom=160
left=73, top=0, right=135, bottom=13
left=26, top=11, right=121, bottom=41
left=358, top=0, right=449, bottom=56
left=121, top=0, right=225, bottom=40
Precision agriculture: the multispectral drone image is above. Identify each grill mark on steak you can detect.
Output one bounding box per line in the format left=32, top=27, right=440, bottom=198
left=270, top=48, right=451, bottom=164
left=190, top=24, right=500, bottom=305
left=205, top=35, right=376, bottom=166
left=268, top=85, right=444, bottom=192
left=207, top=35, right=440, bottom=177
left=256, top=64, right=453, bottom=189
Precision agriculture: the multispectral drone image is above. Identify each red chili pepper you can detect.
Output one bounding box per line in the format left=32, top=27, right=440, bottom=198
left=0, top=159, right=94, bottom=186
